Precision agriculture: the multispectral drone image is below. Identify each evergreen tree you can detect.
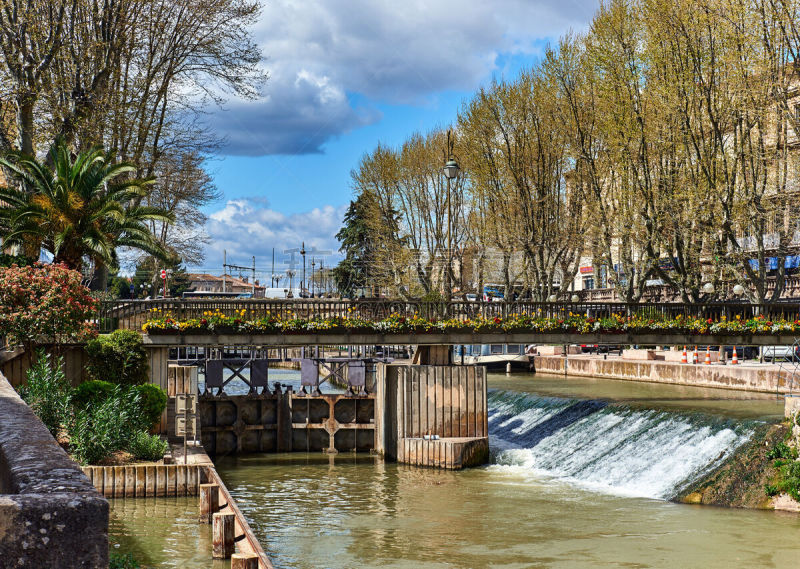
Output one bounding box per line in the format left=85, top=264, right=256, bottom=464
left=334, top=192, right=374, bottom=297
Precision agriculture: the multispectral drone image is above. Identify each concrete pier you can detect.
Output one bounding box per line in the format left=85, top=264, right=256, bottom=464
left=376, top=365, right=489, bottom=469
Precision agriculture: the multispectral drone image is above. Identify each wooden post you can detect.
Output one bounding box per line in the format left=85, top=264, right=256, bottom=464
left=231, top=553, right=259, bottom=569
left=199, top=483, right=220, bottom=523
left=212, top=512, right=235, bottom=558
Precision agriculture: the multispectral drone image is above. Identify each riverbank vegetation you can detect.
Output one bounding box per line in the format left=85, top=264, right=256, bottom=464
left=337, top=0, right=800, bottom=305
left=142, top=310, right=800, bottom=336
left=681, top=412, right=800, bottom=510
left=765, top=413, right=800, bottom=501
left=19, top=349, right=167, bottom=466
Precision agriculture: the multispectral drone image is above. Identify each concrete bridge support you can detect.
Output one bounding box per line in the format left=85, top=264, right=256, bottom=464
left=375, top=364, right=489, bottom=469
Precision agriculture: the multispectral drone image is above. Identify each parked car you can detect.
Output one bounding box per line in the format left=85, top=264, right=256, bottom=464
left=762, top=345, right=800, bottom=362
left=465, top=293, right=478, bottom=302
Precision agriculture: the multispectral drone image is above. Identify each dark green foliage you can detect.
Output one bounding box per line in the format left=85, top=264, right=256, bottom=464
left=72, top=380, right=115, bottom=409
left=771, top=460, right=800, bottom=502
left=765, top=483, right=780, bottom=496
left=168, top=265, right=192, bottom=298
left=86, top=329, right=149, bottom=386
left=0, top=253, right=36, bottom=268
left=67, top=386, right=143, bottom=465
left=333, top=189, right=402, bottom=297
left=132, top=384, right=167, bottom=430
left=18, top=350, right=71, bottom=438
left=109, top=552, right=140, bottom=569
left=766, top=442, right=797, bottom=461
left=128, top=431, right=169, bottom=461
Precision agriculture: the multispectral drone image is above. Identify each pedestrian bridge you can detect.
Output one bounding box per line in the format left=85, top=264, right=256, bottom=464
left=99, top=298, right=800, bottom=347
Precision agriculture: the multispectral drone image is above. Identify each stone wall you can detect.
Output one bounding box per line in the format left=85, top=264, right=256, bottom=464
left=0, top=371, right=108, bottom=568
left=534, top=355, right=798, bottom=393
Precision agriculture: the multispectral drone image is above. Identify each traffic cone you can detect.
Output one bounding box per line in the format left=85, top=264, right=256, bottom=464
left=692, top=346, right=698, bottom=364
left=731, top=346, right=739, bottom=365
left=681, top=346, right=688, bottom=364
left=705, top=346, right=711, bottom=365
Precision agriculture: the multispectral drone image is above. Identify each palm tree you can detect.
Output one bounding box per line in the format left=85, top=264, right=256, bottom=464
left=0, top=140, right=174, bottom=272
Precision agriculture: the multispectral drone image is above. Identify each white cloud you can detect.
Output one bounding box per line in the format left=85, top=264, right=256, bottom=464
left=210, top=0, right=598, bottom=155
left=198, top=199, right=347, bottom=276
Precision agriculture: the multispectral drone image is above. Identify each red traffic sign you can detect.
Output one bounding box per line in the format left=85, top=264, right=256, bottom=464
left=160, top=269, right=166, bottom=280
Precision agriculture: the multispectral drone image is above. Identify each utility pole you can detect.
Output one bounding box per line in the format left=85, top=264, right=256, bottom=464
left=223, top=250, right=227, bottom=293
left=223, top=256, right=258, bottom=297
left=271, top=248, right=275, bottom=287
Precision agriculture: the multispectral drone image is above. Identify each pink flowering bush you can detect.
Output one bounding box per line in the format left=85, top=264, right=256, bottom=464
left=0, top=263, right=97, bottom=346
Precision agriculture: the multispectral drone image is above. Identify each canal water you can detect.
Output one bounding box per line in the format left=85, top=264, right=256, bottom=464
left=111, top=372, right=800, bottom=568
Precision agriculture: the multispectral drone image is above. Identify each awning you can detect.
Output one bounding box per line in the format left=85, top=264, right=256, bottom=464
left=747, top=255, right=800, bottom=270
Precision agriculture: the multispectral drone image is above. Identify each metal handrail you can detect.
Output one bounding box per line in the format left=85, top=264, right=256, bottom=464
left=94, top=298, right=800, bottom=334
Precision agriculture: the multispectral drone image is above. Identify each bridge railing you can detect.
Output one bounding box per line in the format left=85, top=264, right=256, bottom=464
left=95, top=299, right=800, bottom=334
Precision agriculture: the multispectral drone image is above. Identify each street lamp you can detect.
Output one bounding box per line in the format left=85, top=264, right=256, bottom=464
left=571, top=294, right=580, bottom=303
left=548, top=294, right=557, bottom=302
left=702, top=282, right=715, bottom=294
left=733, top=284, right=745, bottom=296
left=311, top=258, right=316, bottom=298
left=443, top=130, right=460, bottom=301
left=300, top=242, right=306, bottom=298
left=287, top=269, right=296, bottom=298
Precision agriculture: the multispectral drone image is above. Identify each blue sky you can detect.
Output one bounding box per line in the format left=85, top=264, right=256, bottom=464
left=195, top=1, right=599, bottom=282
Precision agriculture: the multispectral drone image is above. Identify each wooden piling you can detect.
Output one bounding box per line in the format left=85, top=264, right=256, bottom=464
left=212, top=512, right=235, bottom=558
left=199, top=483, right=220, bottom=523
left=231, top=553, right=259, bottom=569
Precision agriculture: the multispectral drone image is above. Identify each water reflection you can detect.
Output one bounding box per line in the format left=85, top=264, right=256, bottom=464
left=108, top=497, right=227, bottom=569
left=216, top=453, right=800, bottom=569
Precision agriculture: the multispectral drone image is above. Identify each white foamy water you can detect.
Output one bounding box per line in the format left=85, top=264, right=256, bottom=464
left=488, top=390, right=754, bottom=499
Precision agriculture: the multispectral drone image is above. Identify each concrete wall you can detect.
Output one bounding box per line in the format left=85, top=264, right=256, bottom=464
left=534, top=355, right=799, bottom=393
left=0, top=372, right=108, bottom=568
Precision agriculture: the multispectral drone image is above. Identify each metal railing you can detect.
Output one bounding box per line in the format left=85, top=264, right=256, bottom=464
left=95, top=298, right=800, bottom=334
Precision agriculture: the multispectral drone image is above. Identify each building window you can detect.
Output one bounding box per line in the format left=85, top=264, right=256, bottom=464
left=582, top=276, right=594, bottom=290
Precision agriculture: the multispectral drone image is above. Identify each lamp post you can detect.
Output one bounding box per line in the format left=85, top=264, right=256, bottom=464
left=300, top=242, right=306, bottom=298
left=311, top=258, right=316, bottom=298
left=287, top=269, right=295, bottom=298
left=443, top=130, right=460, bottom=301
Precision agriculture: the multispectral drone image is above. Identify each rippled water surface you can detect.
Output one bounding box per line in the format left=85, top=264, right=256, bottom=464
left=108, top=497, right=227, bottom=568
left=111, top=372, right=800, bottom=568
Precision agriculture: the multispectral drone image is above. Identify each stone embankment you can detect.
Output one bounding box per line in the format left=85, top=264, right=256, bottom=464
left=534, top=354, right=798, bottom=394
left=0, top=371, right=108, bottom=568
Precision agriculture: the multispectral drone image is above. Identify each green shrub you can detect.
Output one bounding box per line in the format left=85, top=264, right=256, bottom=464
left=72, top=380, right=115, bottom=409
left=18, top=350, right=71, bottom=438
left=128, top=431, right=168, bottom=461
left=109, top=552, right=140, bottom=569
left=67, top=387, right=141, bottom=465
left=132, top=384, right=167, bottom=430
left=86, top=330, right=148, bottom=386
left=767, top=442, right=797, bottom=461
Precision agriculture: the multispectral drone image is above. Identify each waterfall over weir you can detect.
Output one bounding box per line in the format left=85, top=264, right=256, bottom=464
left=488, top=390, right=755, bottom=500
